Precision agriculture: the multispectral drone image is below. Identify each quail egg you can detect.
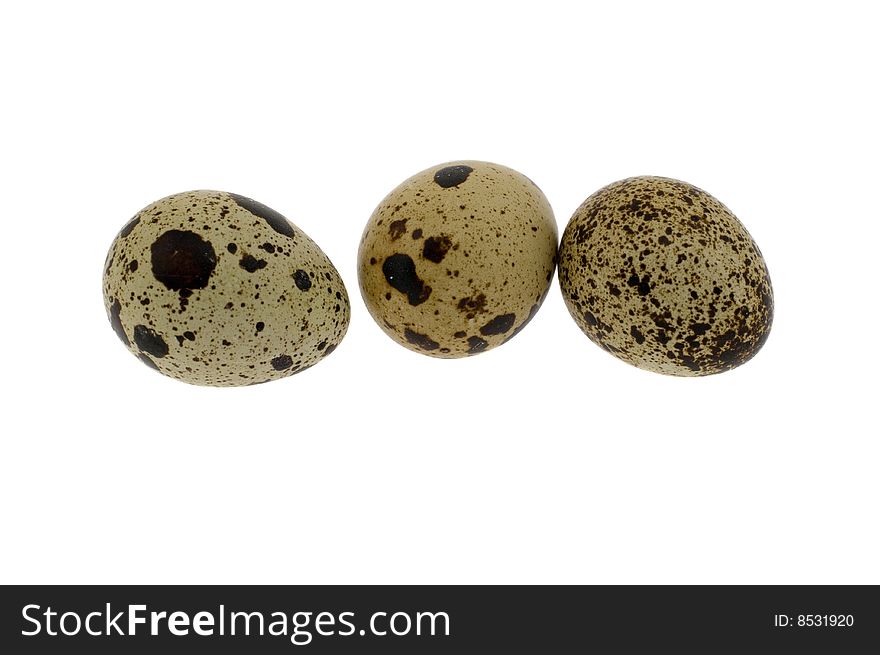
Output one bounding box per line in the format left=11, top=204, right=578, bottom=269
left=103, top=190, right=350, bottom=386
left=558, top=176, right=773, bottom=376
left=358, top=161, right=557, bottom=357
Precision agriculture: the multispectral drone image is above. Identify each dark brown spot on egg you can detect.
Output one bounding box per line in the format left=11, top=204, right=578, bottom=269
left=423, top=235, right=453, bottom=263
left=389, top=218, right=408, bottom=240
left=133, top=324, right=169, bottom=358
left=479, top=313, right=516, bottom=336
left=466, top=336, right=488, bottom=354
left=109, top=299, right=129, bottom=346
left=151, top=230, right=217, bottom=290
left=433, top=164, right=473, bottom=188
left=293, top=269, right=312, bottom=291
left=456, top=293, right=488, bottom=318
left=239, top=254, right=267, bottom=272
left=271, top=354, right=293, bottom=370
left=630, top=325, right=645, bottom=344
left=626, top=273, right=651, bottom=296
left=383, top=254, right=431, bottom=306
left=404, top=328, right=439, bottom=351
left=119, top=215, right=140, bottom=238
left=229, top=193, right=296, bottom=238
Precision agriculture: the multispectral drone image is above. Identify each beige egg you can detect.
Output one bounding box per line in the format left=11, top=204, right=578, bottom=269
left=103, top=190, right=350, bottom=386
left=358, top=161, right=558, bottom=357
left=558, top=176, right=773, bottom=376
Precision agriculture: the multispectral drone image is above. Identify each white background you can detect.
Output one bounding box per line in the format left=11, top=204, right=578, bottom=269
left=1, top=1, right=877, bottom=584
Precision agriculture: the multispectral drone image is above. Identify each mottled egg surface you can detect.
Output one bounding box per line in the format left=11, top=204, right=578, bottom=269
left=358, top=161, right=558, bottom=357
left=103, top=191, right=349, bottom=386
left=558, top=176, right=773, bottom=376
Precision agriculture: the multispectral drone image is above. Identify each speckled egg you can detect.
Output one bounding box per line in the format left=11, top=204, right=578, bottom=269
left=103, top=191, right=350, bottom=386
left=358, top=161, right=558, bottom=357
left=558, top=176, right=773, bottom=376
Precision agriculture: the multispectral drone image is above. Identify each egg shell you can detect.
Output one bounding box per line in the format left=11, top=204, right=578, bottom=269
left=358, top=161, right=558, bottom=358
left=558, top=176, right=773, bottom=376
left=102, top=190, right=350, bottom=386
